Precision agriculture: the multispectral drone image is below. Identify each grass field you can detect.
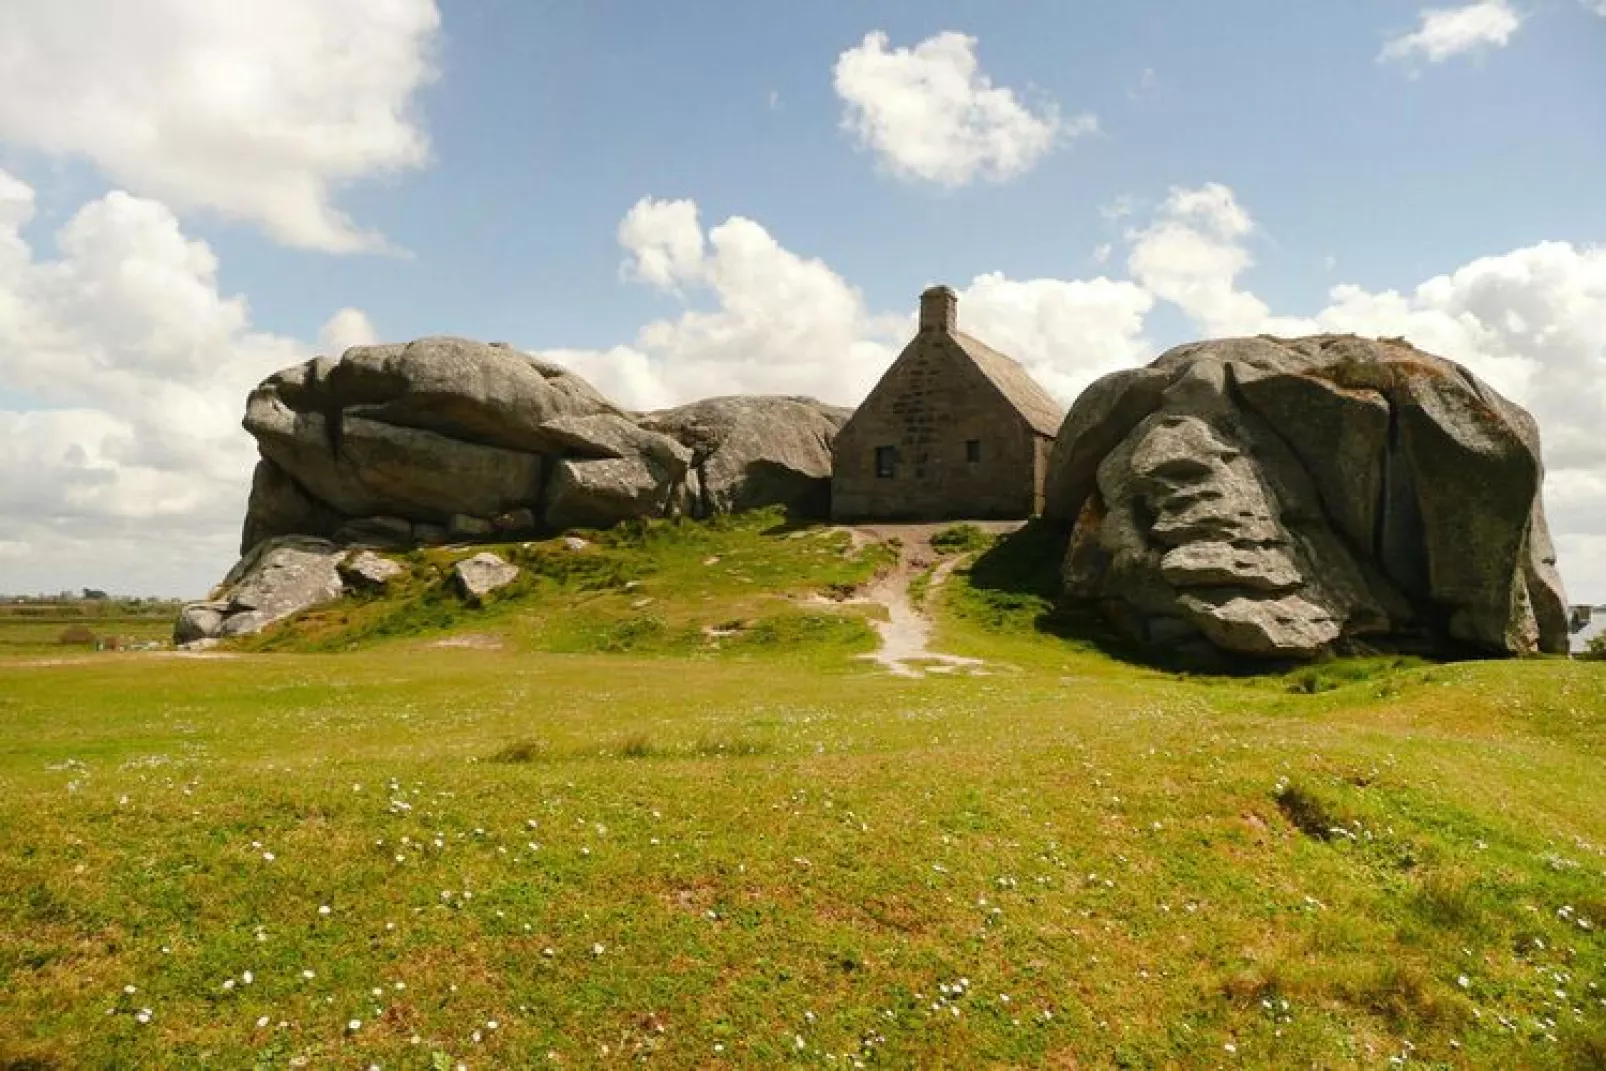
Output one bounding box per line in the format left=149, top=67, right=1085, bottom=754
left=0, top=599, right=182, bottom=658
left=1, top=514, right=1603, bottom=1067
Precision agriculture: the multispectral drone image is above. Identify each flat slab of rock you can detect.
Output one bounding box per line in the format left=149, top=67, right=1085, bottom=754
left=453, top=552, right=519, bottom=603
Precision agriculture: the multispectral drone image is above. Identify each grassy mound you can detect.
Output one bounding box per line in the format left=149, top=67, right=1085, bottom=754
left=1, top=513, right=1602, bottom=1067
left=241, top=508, right=891, bottom=664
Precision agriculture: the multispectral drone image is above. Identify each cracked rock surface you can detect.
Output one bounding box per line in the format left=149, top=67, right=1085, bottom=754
left=1047, top=334, right=1567, bottom=661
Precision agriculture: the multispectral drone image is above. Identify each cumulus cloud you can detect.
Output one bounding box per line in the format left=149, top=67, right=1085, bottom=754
left=0, top=0, right=440, bottom=252
left=549, top=197, right=1154, bottom=414
left=0, top=170, right=367, bottom=595
left=832, top=31, right=1092, bottom=187
left=1380, top=1, right=1523, bottom=65
left=1126, top=183, right=1282, bottom=337
left=553, top=198, right=904, bottom=409
left=319, top=308, right=381, bottom=355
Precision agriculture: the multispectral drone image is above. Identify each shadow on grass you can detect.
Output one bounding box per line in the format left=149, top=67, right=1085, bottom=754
left=959, top=519, right=1157, bottom=665
left=964, top=520, right=1467, bottom=683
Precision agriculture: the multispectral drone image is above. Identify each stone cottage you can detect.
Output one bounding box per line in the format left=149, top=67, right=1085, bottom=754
left=831, top=286, right=1064, bottom=521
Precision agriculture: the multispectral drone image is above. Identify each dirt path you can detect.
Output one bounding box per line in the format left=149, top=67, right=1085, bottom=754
left=836, top=522, right=1020, bottom=679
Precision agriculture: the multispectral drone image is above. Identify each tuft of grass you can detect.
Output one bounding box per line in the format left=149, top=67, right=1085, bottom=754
left=689, top=735, right=771, bottom=758
left=617, top=732, right=655, bottom=759
left=488, top=739, right=549, bottom=764
left=929, top=524, right=994, bottom=555
left=1285, top=656, right=1427, bottom=695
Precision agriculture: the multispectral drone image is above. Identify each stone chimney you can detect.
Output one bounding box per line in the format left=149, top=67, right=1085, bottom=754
left=919, top=285, right=958, bottom=334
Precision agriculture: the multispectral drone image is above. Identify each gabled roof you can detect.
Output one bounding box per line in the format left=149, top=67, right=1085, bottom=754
left=951, top=331, right=1065, bottom=437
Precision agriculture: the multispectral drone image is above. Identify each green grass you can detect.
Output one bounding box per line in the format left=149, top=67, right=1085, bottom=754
left=1, top=513, right=1604, bottom=1067
left=0, top=601, right=182, bottom=656
left=236, top=509, right=888, bottom=664
left=929, top=524, right=995, bottom=555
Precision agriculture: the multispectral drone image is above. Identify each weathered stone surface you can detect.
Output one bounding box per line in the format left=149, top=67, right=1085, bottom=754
left=493, top=508, right=538, bottom=534
left=240, top=459, right=342, bottom=554
left=544, top=455, right=690, bottom=532
left=1042, top=367, right=1169, bottom=524
left=339, top=550, right=404, bottom=590
left=174, top=537, right=347, bottom=642
left=538, top=413, right=691, bottom=469
left=1049, top=334, right=1567, bottom=661
left=240, top=339, right=847, bottom=553
left=453, top=552, right=519, bottom=603
left=830, top=289, right=1063, bottom=522
left=174, top=602, right=227, bottom=645
left=642, top=396, right=851, bottom=518
left=448, top=514, right=495, bottom=540
left=273, top=336, right=616, bottom=453
left=333, top=515, right=414, bottom=548
left=245, top=393, right=546, bottom=523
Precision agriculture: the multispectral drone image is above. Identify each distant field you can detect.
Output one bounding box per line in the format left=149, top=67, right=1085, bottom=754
left=1, top=515, right=1603, bottom=1067
left=0, top=601, right=182, bottom=657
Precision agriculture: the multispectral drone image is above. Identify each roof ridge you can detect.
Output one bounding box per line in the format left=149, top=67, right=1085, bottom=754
left=950, top=331, right=1064, bottom=437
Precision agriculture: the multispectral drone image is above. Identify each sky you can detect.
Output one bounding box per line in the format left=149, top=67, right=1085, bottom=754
left=0, top=0, right=1603, bottom=600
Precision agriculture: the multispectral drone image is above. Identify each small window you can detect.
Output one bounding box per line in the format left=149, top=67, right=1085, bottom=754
left=965, top=439, right=982, bottom=463
left=875, top=445, right=897, bottom=478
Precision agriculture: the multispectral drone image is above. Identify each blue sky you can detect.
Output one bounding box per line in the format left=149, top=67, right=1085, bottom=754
left=1, top=0, right=1604, bottom=599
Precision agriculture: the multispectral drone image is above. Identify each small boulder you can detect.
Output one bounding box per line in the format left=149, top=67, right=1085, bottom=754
left=453, top=552, right=519, bottom=603
left=174, top=602, right=228, bottom=645
left=173, top=537, right=346, bottom=641
left=339, top=550, right=405, bottom=590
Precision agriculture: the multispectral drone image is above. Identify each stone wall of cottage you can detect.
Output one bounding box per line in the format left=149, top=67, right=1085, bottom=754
left=830, top=332, right=1046, bottom=521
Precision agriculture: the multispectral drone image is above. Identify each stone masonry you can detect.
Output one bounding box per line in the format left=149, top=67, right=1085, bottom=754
left=830, top=287, right=1063, bottom=521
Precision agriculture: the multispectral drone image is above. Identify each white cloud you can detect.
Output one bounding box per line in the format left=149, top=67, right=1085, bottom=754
left=1126, top=183, right=1280, bottom=337
left=832, top=31, right=1091, bottom=187
left=1588, top=0, right=1606, bottom=16
left=951, top=274, right=1153, bottom=403
left=0, top=170, right=367, bottom=596
left=618, top=198, right=706, bottom=290
left=551, top=198, right=1154, bottom=415
left=0, top=0, right=440, bottom=252
left=1380, top=1, right=1523, bottom=65
left=319, top=308, right=380, bottom=355
left=558, top=198, right=905, bottom=409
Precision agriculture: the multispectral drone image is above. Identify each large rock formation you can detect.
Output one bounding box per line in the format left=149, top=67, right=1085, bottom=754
left=639, top=396, right=852, bottom=519
left=238, top=338, right=850, bottom=555
left=1047, top=335, right=1567, bottom=661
